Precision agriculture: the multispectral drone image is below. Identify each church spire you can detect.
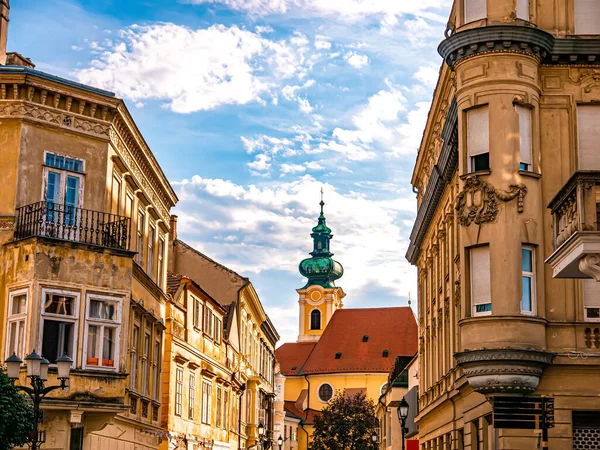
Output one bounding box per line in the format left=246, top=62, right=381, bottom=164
left=298, top=190, right=344, bottom=288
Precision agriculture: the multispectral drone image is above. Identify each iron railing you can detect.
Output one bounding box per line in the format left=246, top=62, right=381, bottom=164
left=14, top=201, right=130, bottom=250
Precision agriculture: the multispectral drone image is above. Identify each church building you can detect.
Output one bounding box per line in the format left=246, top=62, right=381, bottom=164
left=274, top=198, right=418, bottom=450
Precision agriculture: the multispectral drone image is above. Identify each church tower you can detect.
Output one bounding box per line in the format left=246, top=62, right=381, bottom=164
left=297, top=194, right=345, bottom=342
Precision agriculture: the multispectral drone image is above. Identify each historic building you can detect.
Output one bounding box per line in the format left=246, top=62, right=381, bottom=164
left=276, top=200, right=418, bottom=450
left=406, top=0, right=600, bottom=448
left=168, top=221, right=279, bottom=450
left=161, top=273, right=242, bottom=450
left=0, top=2, right=177, bottom=448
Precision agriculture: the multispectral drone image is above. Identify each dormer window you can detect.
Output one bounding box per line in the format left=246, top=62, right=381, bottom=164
left=362, top=335, right=369, bottom=342
left=335, top=352, right=342, bottom=359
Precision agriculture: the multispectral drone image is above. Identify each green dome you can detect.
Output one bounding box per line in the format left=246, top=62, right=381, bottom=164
left=299, top=198, right=344, bottom=288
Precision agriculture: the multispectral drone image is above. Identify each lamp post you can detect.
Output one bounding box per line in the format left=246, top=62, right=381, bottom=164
left=258, top=422, right=269, bottom=450
left=371, top=430, right=378, bottom=448
left=5, top=350, right=72, bottom=450
left=397, top=397, right=409, bottom=450
left=278, top=435, right=283, bottom=450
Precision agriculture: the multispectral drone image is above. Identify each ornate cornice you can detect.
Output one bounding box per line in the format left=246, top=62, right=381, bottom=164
left=439, top=25, right=600, bottom=70
left=455, top=348, right=554, bottom=395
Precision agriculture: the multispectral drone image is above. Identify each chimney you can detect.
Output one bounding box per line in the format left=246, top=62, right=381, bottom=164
left=0, top=1, right=8, bottom=65
left=169, top=214, right=178, bottom=242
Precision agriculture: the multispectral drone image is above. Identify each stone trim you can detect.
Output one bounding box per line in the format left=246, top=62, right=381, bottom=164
left=439, top=25, right=600, bottom=70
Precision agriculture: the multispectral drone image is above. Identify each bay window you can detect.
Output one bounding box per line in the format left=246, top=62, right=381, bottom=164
left=153, top=335, right=162, bottom=400
left=142, top=331, right=151, bottom=396
left=40, top=289, right=79, bottom=364
left=130, top=323, right=140, bottom=390
left=84, top=294, right=121, bottom=370
left=6, top=289, right=28, bottom=358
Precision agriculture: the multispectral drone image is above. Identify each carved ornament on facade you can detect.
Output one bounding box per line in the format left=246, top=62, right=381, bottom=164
left=444, top=297, right=450, bottom=317
left=456, top=176, right=527, bottom=226
left=454, top=280, right=461, bottom=307
left=0, top=217, right=14, bottom=230
left=579, top=254, right=600, bottom=282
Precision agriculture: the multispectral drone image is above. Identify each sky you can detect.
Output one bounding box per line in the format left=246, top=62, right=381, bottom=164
left=8, top=0, right=452, bottom=345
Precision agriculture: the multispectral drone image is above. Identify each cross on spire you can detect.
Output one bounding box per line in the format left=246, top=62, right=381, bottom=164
left=320, top=187, right=324, bottom=214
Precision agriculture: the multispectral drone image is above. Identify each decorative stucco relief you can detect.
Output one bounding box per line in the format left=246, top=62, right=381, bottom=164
left=579, top=254, right=600, bottom=282
left=456, top=176, right=527, bottom=226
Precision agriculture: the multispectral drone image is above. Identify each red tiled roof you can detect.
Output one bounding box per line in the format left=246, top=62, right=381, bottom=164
left=300, top=307, right=417, bottom=375
left=167, top=272, right=183, bottom=297
left=276, top=342, right=316, bottom=376
left=284, top=401, right=321, bottom=425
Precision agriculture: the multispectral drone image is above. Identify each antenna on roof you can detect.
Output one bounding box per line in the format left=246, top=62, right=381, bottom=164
left=408, top=292, right=411, bottom=307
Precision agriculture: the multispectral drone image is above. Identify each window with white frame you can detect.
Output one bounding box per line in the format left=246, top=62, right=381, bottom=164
left=470, top=246, right=492, bottom=316
left=464, top=0, right=486, bottom=24
left=318, top=383, right=334, bottom=403
left=575, top=0, right=600, bottom=35
left=84, top=294, right=121, bottom=369
left=583, top=279, right=600, bottom=321
left=175, top=367, right=183, bottom=416
left=157, top=236, right=165, bottom=288
left=43, top=153, right=85, bottom=226
left=189, top=372, right=196, bottom=419
left=521, top=247, right=535, bottom=314
left=516, top=0, right=529, bottom=21
left=136, top=210, right=145, bottom=265
left=6, top=289, right=28, bottom=358
left=202, top=380, right=212, bottom=424
left=40, top=289, right=79, bottom=364
left=467, top=106, right=490, bottom=172
left=516, top=105, right=533, bottom=171
left=147, top=224, right=155, bottom=279
left=577, top=105, right=600, bottom=169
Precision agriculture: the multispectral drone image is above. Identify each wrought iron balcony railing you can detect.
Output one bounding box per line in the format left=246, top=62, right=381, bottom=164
left=14, top=201, right=130, bottom=251
left=547, top=171, right=600, bottom=280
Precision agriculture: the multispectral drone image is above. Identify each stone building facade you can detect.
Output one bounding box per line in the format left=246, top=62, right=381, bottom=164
left=407, top=0, right=600, bottom=448
left=0, top=4, right=178, bottom=448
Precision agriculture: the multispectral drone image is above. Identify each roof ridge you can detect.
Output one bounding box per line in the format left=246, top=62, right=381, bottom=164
left=176, top=239, right=249, bottom=282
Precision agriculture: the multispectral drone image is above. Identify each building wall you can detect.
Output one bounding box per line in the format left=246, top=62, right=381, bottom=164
left=409, top=0, right=600, bottom=448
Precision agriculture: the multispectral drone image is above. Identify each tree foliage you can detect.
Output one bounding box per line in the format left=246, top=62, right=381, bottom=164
left=310, top=390, right=378, bottom=450
left=0, top=372, right=34, bottom=450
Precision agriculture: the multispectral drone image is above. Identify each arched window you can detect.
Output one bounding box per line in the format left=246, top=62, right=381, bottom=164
left=310, top=309, right=321, bottom=330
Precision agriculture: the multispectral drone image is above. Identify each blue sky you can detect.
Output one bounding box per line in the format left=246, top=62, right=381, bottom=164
left=9, top=0, right=451, bottom=344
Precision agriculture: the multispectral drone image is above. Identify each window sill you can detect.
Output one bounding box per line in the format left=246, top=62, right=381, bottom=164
left=460, top=169, right=490, bottom=179
left=518, top=170, right=541, bottom=179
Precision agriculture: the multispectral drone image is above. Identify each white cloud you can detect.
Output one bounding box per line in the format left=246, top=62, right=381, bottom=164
left=173, top=175, right=417, bottom=303
left=247, top=153, right=272, bottom=172
left=413, top=64, right=440, bottom=89
left=297, top=96, right=313, bottom=114
left=344, top=51, right=369, bottom=68
left=314, top=35, right=332, bottom=50
left=281, top=79, right=315, bottom=101
left=71, top=45, right=83, bottom=51
left=255, top=25, right=275, bottom=34
left=75, top=23, right=315, bottom=113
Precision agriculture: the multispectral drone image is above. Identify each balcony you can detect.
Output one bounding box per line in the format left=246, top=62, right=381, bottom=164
left=14, top=201, right=130, bottom=251
left=546, top=171, right=600, bottom=280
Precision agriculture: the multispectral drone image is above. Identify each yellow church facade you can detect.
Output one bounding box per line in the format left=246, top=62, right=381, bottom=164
left=275, top=200, right=418, bottom=450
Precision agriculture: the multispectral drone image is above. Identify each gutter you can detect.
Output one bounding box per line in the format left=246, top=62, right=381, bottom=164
left=299, top=374, right=311, bottom=448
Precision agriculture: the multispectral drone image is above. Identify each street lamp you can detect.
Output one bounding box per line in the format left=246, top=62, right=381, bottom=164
left=258, top=422, right=271, bottom=450
left=371, top=430, right=378, bottom=447
left=5, top=350, right=72, bottom=450
left=397, top=397, right=409, bottom=450
left=278, top=435, right=283, bottom=450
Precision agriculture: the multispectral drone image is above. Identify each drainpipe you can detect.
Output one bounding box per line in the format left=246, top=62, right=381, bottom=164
left=299, top=375, right=311, bottom=449
left=239, top=383, right=246, bottom=450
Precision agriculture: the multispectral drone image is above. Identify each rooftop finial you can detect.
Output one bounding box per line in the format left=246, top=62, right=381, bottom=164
left=320, top=187, right=324, bottom=214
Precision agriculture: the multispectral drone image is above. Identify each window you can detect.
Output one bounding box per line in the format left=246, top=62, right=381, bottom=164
left=6, top=289, right=27, bottom=358
left=130, top=323, right=140, bottom=391
left=516, top=105, right=533, bottom=171
left=521, top=247, right=535, bottom=314
left=157, top=237, right=165, bottom=288
left=45, top=152, right=84, bottom=172
left=215, top=316, right=222, bottom=344
left=310, top=309, right=321, bottom=330
left=111, top=173, right=121, bottom=216
left=470, top=246, right=491, bottom=316
left=189, top=372, right=196, bottom=419
left=193, top=297, right=201, bottom=329
left=464, top=0, right=486, bottom=23
left=467, top=106, right=490, bottom=172
left=204, top=307, right=215, bottom=339
left=175, top=367, right=183, bottom=416
left=583, top=280, right=600, bottom=321
left=577, top=105, right=600, bottom=169
left=43, top=155, right=84, bottom=226
left=125, top=191, right=134, bottom=219
left=202, top=380, right=213, bottom=424
left=318, top=383, right=334, bottom=402
left=575, top=0, right=600, bottom=34
left=516, top=0, right=529, bottom=21
left=147, top=224, right=155, bottom=278
left=136, top=210, right=145, bottom=265
left=40, top=289, right=79, bottom=364
left=142, top=331, right=151, bottom=396
left=224, top=390, right=229, bottom=431
left=153, top=335, right=161, bottom=400
left=216, top=386, right=222, bottom=428
left=84, top=294, right=121, bottom=370
left=471, top=421, right=481, bottom=450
